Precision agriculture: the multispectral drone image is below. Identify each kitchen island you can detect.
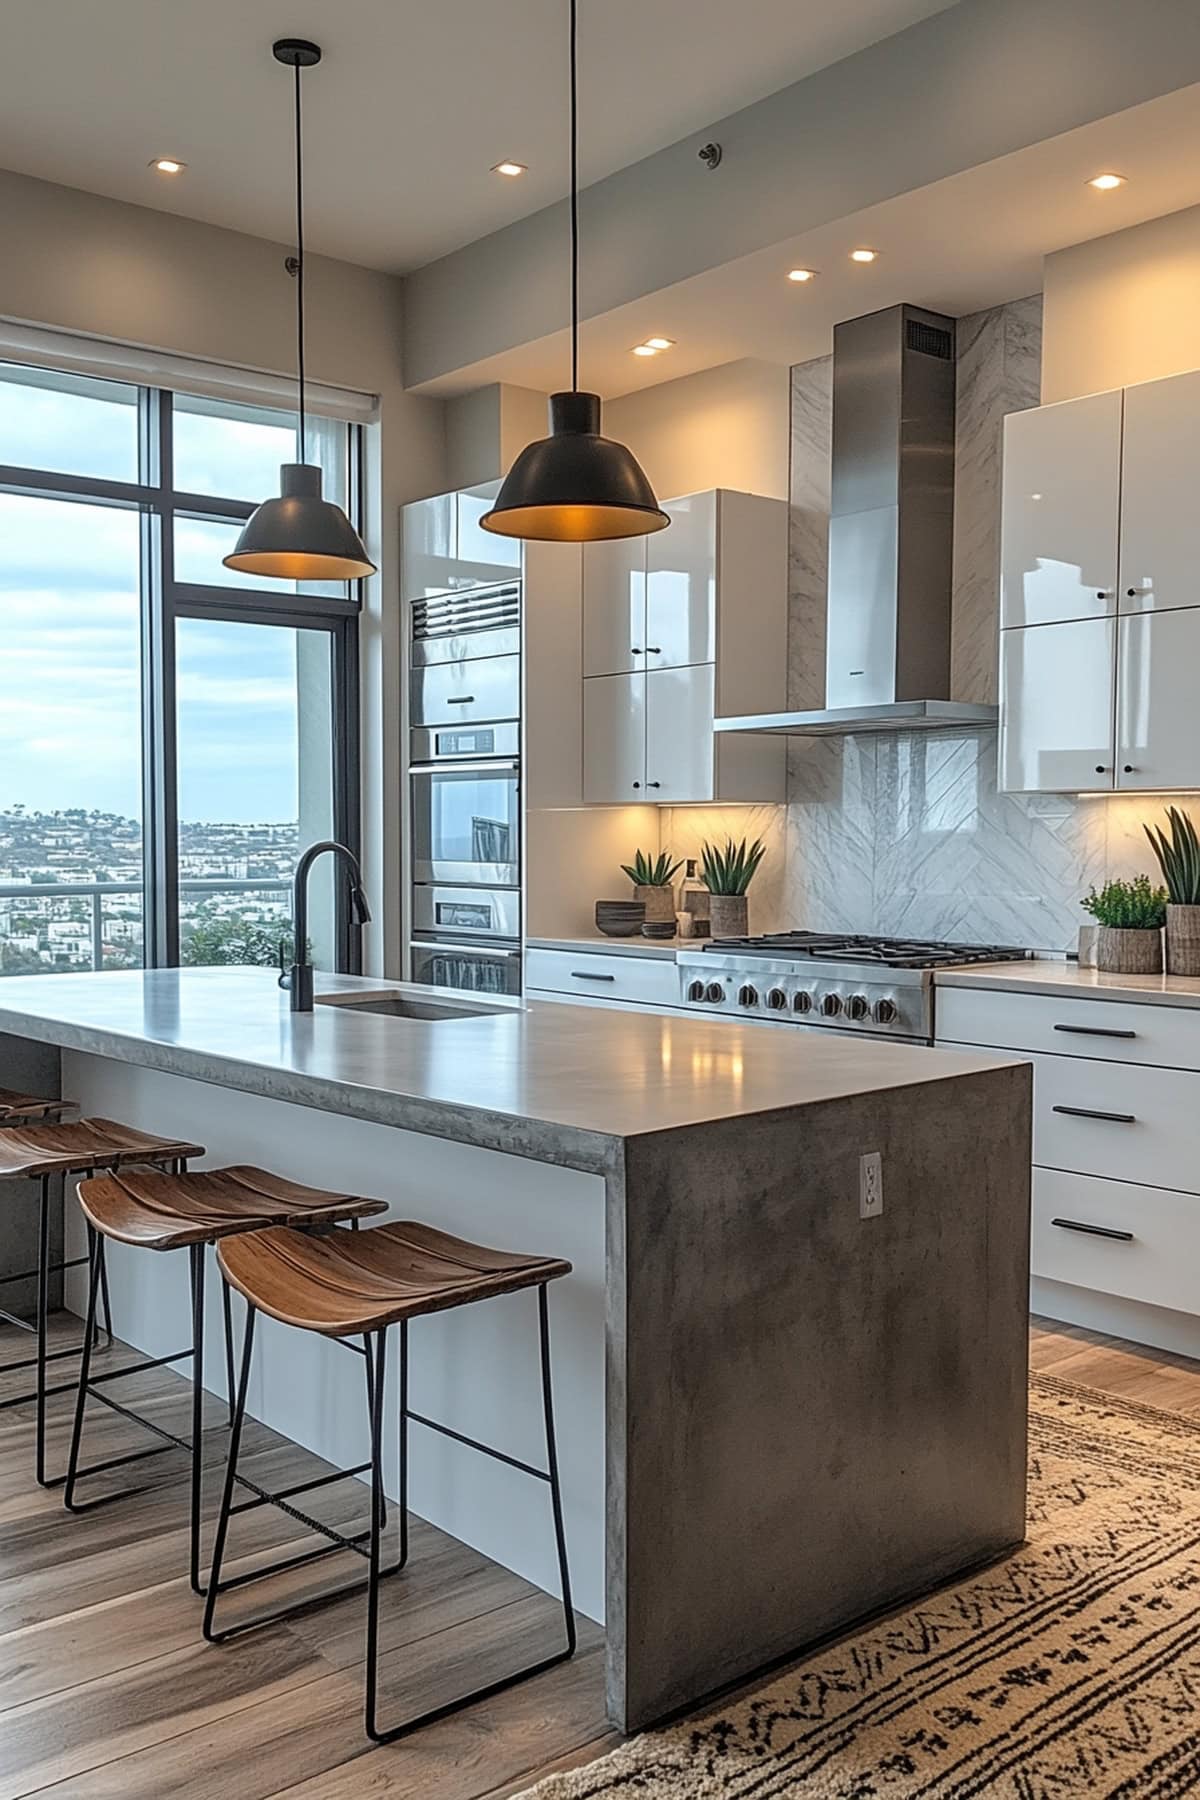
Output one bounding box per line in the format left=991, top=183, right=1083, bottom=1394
left=0, top=966, right=1031, bottom=1731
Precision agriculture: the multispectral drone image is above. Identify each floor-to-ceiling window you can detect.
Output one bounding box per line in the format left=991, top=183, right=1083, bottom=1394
left=0, top=363, right=362, bottom=976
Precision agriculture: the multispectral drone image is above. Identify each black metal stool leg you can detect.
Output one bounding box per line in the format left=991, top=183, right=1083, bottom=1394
left=365, top=1325, right=388, bottom=1742
left=203, top=1302, right=257, bottom=1642
left=222, top=1274, right=236, bottom=1426
left=64, top=1225, right=102, bottom=1509
left=362, top=1282, right=576, bottom=1744
left=398, top=1318, right=409, bottom=1568
left=189, top=1242, right=207, bottom=1595
left=35, top=1174, right=51, bottom=1486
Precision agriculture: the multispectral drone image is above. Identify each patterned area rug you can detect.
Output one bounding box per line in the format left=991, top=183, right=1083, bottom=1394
left=525, top=1373, right=1200, bottom=1799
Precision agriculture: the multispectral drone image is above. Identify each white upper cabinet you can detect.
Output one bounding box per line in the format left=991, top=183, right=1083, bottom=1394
left=1117, top=608, right=1200, bottom=791
left=582, top=672, right=647, bottom=804
left=582, top=537, right=647, bottom=677
left=999, top=619, right=1116, bottom=793
left=1119, top=370, right=1200, bottom=614
left=644, top=665, right=716, bottom=803
left=580, top=488, right=786, bottom=805
left=400, top=484, right=520, bottom=600
left=1000, top=390, right=1122, bottom=628
left=645, top=492, right=716, bottom=670
left=455, top=483, right=522, bottom=586
left=400, top=491, right=456, bottom=600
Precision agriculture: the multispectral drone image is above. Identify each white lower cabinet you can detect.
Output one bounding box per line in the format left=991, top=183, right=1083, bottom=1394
left=524, top=945, right=684, bottom=1014
left=937, top=982, right=1200, bottom=1344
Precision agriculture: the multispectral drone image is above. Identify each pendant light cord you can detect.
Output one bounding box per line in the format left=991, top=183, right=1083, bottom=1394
left=293, top=58, right=307, bottom=463
left=570, top=0, right=579, bottom=393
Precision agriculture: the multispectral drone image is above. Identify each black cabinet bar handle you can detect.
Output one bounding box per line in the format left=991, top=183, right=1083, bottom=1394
left=570, top=971, right=616, bottom=982
left=1052, top=1104, right=1137, bottom=1124
left=1051, top=1217, right=1134, bottom=1242
left=1053, top=1023, right=1137, bottom=1040
left=446, top=695, right=475, bottom=705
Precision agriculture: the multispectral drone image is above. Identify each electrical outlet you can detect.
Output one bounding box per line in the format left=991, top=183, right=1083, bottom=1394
left=859, top=1151, right=883, bottom=1219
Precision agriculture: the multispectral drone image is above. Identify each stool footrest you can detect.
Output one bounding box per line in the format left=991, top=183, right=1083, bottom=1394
left=406, top=1408, right=551, bottom=1484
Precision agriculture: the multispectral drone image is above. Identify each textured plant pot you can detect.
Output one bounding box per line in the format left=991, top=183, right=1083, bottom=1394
left=635, top=884, right=677, bottom=925
left=1166, top=905, right=1200, bottom=976
left=1095, top=925, right=1163, bottom=975
left=708, top=894, right=749, bottom=939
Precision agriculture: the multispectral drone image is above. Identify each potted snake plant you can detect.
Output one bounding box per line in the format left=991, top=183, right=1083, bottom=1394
left=620, top=849, right=683, bottom=925
left=1145, top=806, right=1200, bottom=976
left=700, top=836, right=766, bottom=939
left=1080, top=876, right=1166, bottom=975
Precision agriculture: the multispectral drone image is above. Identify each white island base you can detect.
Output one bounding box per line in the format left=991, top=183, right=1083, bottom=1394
left=63, top=1052, right=609, bottom=1622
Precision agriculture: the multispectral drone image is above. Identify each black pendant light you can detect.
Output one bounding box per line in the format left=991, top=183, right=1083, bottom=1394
left=223, top=39, right=376, bottom=582
left=480, top=0, right=667, bottom=543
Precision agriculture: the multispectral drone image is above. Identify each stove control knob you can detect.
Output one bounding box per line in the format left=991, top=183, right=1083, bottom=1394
left=847, top=994, right=871, bottom=1022
left=738, top=984, right=759, bottom=1008
left=705, top=982, right=725, bottom=1004
left=820, top=992, right=843, bottom=1018
left=792, top=990, right=813, bottom=1015
left=687, top=979, right=706, bottom=1002
left=766, top=987, right=789, bottom=1011
left=874, top=997, right=899, bottom=1026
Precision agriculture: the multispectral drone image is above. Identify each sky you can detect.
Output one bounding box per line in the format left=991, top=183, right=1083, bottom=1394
left=0, top=369, right=345, bottom=823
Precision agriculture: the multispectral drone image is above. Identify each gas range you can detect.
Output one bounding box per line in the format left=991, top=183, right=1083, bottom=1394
left=676, top=933, right=1032, bottom=1043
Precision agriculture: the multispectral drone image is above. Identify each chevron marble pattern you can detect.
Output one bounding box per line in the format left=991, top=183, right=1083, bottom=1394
left=780, top=298, right=1200, bottom=953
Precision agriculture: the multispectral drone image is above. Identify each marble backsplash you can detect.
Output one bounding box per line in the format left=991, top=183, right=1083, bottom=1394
left=776, top=294, right=1200, bottom=954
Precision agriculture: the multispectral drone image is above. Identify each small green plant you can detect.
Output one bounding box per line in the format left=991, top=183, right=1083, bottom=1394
left=700, top=836, right=767, bottom=897
left=620, top=849, right=683, bottom=888
left=1145, top=806, right=1200, bottom=905
left=1081, top=876, right=1167, bottom=930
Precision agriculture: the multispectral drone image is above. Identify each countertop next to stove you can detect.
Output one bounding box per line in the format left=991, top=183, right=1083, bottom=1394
left=935, top=960, right=1200, bottom=1011
left=525, top=933, right=685, bottom=961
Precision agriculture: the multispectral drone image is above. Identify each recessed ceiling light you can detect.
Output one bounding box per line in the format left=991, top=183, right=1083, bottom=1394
left=632, top=344, right=659, bottom=356
left=849, top=247, right=878, bottom=263
left=491, top=160, right=527, bottom=178
left=1087, top=172, right=1126, bottom=191
left=787, top=268, right=818, bottom=283
left=150, top=157, right=186, bottom=174
left=643, top=337, right=675, bottom=351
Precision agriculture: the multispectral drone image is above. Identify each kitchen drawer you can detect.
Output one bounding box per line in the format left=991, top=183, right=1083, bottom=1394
left=527, top=986, right=686, bottom=1017
left=937, top=984, right=1200, bottom=1073
left=1031, top=1051, right=1200, bottom=1195
left=1032, top=1167, right=1200, bottom=1316
left=524, top=947, right=680, bottom=1007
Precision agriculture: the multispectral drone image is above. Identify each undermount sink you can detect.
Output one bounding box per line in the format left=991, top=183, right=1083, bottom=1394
left=314, top=990, right=507, bottom=1023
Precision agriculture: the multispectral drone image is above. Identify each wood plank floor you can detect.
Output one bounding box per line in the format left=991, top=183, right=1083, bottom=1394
left=2, top=1311, right=1198, bottom=1799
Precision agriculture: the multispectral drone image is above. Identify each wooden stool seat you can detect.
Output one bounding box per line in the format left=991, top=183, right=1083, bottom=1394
left=218, top=1220, right=572, bottom=1338
left=78, top=1165, right=389, bottom=1251
left=0, top=1117, right=204, bottom=1181
left=0, top=1087, right=75, bottom=1125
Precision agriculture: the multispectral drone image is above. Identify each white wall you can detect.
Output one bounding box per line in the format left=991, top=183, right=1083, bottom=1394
left=1042, top=203, right=1200, bottom=402
left=0, top=166, right=449, bottom=975
left=602, top=359, right=790, bottom=501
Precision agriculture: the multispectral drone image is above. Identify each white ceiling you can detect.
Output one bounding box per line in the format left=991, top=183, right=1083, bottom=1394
left=0, top=0, right=955, bottom=272
left=435, top=82, right=1200, bottom=399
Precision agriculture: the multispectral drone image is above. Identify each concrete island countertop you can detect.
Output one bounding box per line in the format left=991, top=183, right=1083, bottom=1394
left=0, top=966, right=1014, bottom=1172
left=935, top=959, right=1200, bottom=1010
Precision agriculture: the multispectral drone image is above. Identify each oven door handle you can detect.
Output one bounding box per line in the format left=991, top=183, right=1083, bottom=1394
left=412, top=941, right=520, bottom=959
left=410, top=759, right=521, bottom=775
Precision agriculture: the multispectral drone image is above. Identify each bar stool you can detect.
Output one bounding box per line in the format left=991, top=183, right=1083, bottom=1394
left=0, top=1116, right=204, bottom=1485
left=67, top=1165, right=389, bottom=1593
left=0, top=1085, right=86, bottom=1365
left=204, top=1219, right=576, bottom=1744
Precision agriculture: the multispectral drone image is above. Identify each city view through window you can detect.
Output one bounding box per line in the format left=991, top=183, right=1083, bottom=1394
left=0, top=367, right=351, bottom=975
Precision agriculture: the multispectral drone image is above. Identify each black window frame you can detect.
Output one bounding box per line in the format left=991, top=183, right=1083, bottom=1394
left=0, top=371, right=365, bottom=975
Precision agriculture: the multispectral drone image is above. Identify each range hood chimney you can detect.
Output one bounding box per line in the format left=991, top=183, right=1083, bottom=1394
left=716, top=302, right=998, bottom=739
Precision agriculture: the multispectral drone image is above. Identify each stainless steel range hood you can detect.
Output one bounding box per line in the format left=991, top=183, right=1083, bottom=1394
left=717, top=303, right=998, bottom=739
